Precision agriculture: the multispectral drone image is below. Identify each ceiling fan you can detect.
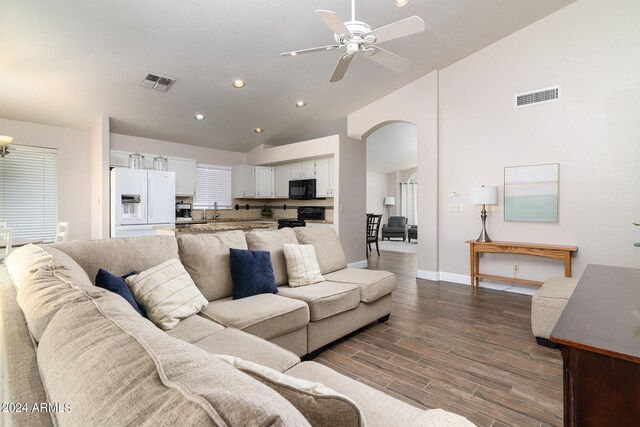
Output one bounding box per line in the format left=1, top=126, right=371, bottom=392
left=281, top=0, right=425, bottom=82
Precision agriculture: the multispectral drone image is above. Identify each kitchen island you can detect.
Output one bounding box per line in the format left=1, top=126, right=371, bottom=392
left=156, top=219, right=277, bottom=236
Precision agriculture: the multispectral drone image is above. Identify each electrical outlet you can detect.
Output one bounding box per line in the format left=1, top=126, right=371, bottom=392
left=513, top=264, right=520, bottom=273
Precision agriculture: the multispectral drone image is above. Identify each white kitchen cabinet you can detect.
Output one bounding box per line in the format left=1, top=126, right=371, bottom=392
left=255, top=166, right=274, bottom=198
left=314, top=157, right=334, bottom=198
left=232, top=165, right=256, bottom=198
left=168, top=157, right=197, bottom=196
left=290, top=160, right=316, bottom=179
left=274, top=164, right=290, bottom=198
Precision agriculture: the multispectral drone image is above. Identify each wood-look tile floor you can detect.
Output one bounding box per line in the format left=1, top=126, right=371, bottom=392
left=314, top=251, right=563, bottom=427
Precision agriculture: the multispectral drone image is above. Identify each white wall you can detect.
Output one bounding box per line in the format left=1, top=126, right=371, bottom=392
left=366, top=172, right=387, bottom=216
left=348, top=71, right=440, bottom=277
left=0, top=117, right=92, bottom=241
left=438, top=0, right=640, bottom=283
left=338, top=135, right=366, bottom=264
left=110, top=133, right=246, bottom=167
left=246, top=136, right=339, bottom=165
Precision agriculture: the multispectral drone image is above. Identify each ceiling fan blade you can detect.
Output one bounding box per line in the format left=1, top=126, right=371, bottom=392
left=315, top=10, right=352, bottom=39
left=367, top=16, right=425, bottom=44
left=364, top=46, right=411, bottom=72
left=329, top=53, right=354, bottom=82
left=281, top=45, right=341, bottom=57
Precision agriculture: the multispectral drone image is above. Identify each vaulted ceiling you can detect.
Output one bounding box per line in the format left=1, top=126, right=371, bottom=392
left=0, top=0, right=574, bottom=152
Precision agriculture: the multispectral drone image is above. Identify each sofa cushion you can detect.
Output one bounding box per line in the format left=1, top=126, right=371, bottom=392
left=40, top=245, right=94, bottom=290
left=51, top=236, right=179, bottom=285
left=286, top=361, right=425, bottom=427
left=177, top=231, right=247, bottom=301
left=4, top=244, right=53, bottom=291
left=95, top=268, right=144, bottom=316
left=245, top=228, right=298, bottom=285
left=218, top=355, right=365, bottom=427
left=166, top=314, right=225, bottom=344
left=0, top=267, right=53, bottom=427
left=193, top=328, right=300, bottom=372
left=294, top=227, right=347, bottom=275
left=125, top=258, right=208, bottom=331
left=324, top=268, right=396, bottom=302
left=229, top=248, right=278, bottom=300
left=37, top=293, right=310, bottom=426
left=200, top=294, right=310, bottom=340
left=277, top=282, right=360, bottom=321
left=282, top=244, right=324, bottom=287
left=16, top=267, right=104, bottom=342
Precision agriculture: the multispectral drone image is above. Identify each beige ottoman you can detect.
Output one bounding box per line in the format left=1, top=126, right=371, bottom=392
left=531, top=276, right=580, bottom=347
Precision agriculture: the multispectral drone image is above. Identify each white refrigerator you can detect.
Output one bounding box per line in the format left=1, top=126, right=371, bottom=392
left=110, top=168, right=176, bottom=238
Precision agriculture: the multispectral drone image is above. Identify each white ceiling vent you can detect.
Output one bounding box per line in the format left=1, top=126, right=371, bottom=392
left=514, top=86, right=560, bottom=108
left=139, top=73, right=176, bottom=92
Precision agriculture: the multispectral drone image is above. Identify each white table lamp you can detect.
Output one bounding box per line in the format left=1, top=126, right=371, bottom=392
left=470, top=186, right=498, bottom=242
left=384, top=196, right=395, bottom=218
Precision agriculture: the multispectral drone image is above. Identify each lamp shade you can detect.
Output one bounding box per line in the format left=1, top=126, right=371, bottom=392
left=470, top=186, right=498, bottom=205
left=0, top=135, right=13, bottom=146
left=384, top=197, right=395, bottom=206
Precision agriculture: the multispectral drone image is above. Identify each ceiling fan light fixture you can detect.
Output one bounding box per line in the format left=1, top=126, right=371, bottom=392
left=193, top=113, right=206, bottom=121
left=394, top=0, right=411, bottom=7
left=254, top=128, right=264, bottom=133
left=296, top=101, right=306, bottom=107
left=232, top=80, right=246, bottom=88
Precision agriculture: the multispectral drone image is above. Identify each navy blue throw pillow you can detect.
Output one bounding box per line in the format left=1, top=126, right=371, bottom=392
left=95, top=269, right=145, bottom=316
left=229, top=248, right=278, bottom=300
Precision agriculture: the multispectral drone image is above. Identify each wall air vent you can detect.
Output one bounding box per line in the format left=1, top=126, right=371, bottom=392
left=139, top=73, right=176, bottom=92
left=514, top=86, right=560, bottom=108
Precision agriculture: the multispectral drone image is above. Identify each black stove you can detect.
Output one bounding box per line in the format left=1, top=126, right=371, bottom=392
left=277, top=218, right=305, bottom=229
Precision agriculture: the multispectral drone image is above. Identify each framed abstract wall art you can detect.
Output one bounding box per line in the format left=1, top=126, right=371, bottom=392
left=504, top=163, right=559, bottom=222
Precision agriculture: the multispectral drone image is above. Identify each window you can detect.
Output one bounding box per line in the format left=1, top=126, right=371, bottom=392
left=193, top=164, right=232, bottom=209
left=0, top=145, right=58, bottom=242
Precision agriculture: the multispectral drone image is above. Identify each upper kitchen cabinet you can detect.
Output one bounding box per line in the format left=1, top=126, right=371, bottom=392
left=290, top=160, right=315, bottom=180
left=315, top=157, right=334, bottom=197
left=274, top=164, right=290, bottom=198
left=232, top=165, right=256, bottom=198
left=255, top=166, right=274, bottom=198
left=168, top=157, right=197, bottom=196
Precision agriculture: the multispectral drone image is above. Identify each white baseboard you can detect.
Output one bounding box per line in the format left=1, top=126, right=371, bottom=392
left=348, top=260, right=368, bottom=269
left=416, top=269, right=439, bottom=281
left=438, top=272, right=471, bottom=285
left=436, top=271, right=536, bottom=296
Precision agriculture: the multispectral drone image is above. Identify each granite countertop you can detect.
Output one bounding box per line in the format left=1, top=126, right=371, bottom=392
left=159, top=221, right=277, bottom=233
left=304, top=219, right=333, bottom=224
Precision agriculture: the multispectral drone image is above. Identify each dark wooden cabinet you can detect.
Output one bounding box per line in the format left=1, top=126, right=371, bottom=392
left=551, top=264, right=640, bottom=427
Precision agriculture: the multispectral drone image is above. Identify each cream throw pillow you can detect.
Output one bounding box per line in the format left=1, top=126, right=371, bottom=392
left=125, top=258, right=207, bottom=330
left=216, top=355, right=366, bottom=427
left=282, top=244, right=324, bottom=287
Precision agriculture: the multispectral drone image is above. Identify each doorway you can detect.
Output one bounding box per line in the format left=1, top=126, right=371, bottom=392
left=365, top=122, right=418, bottom=255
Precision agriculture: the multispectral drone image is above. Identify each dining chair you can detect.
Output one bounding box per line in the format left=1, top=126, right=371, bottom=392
left=366, top=214, right=383, bottom=257
left=0, top=227, right=12, bottom=264
left=55, top=222, right=70, bottom=243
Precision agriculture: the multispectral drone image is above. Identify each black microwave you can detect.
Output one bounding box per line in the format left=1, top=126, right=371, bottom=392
left=289, top=179, right=316, bottom=199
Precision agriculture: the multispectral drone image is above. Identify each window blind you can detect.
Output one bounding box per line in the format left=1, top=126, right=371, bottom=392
left=0, top=145, right=58, bottom=242
left=193, top=164, right=232, bottom=209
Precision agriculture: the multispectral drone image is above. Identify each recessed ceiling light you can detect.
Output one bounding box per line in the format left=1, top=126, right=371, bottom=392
left=194, top=113, right=206, bottom=121
left=254, top=128, right=264, bottom=133
left=394, top=0, right=410, bottom=6
left=232, top=80, right=246, bottom=88
left=296, top=101, right=306, bottom=107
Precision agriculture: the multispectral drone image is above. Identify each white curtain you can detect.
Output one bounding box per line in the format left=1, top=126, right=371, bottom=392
left=400, top=182, right=418, bottom=225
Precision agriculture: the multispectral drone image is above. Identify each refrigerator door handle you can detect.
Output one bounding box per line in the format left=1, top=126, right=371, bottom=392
left=148, top=175, right=154, bottom=220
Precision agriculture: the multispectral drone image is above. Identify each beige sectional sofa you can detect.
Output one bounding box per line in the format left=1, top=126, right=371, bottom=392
left=0, top=227, right=474, bottom=426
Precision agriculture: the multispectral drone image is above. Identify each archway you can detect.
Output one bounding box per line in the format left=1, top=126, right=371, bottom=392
left=365, top=122, right=418, bottom=255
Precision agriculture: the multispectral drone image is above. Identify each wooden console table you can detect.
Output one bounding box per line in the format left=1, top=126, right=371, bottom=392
left=466, top=240, right=578, bottom=289
left=551, top=264, right=640, bottom=427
